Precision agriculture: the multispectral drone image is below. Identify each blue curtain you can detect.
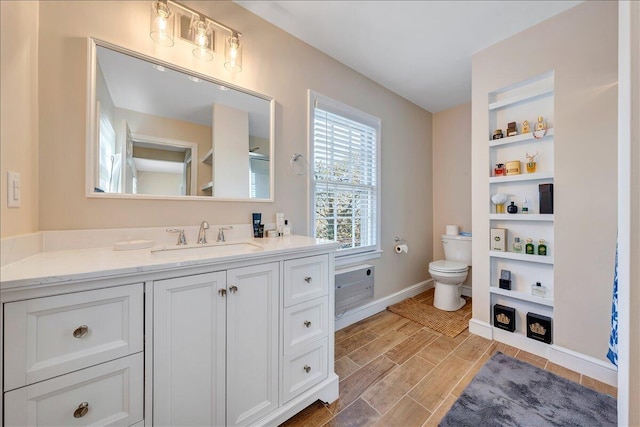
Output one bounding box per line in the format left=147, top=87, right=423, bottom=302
left=607, top=241, right=618, bottom=366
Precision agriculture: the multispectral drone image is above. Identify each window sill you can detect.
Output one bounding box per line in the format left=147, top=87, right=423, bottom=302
left=335, top=249, right=383, bottom=268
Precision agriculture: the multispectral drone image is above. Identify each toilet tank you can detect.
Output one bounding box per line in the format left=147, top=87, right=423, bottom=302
left=442, top=235, right=472, bottom=265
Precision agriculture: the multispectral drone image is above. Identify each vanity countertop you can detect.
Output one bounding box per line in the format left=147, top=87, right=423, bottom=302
left=0, top=235, right=338, bottom=291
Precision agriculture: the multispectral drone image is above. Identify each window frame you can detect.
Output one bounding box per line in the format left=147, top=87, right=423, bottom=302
left=307, top=90, right=382, bottom=262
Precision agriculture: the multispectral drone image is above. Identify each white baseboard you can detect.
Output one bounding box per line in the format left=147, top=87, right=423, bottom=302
left=461, top=285, right=472, bottom=297
left=548, top=345, right=618, bottom=387
left=335, top=280, right=433, bottom=330
left=468, top=319, right=492, bottom=339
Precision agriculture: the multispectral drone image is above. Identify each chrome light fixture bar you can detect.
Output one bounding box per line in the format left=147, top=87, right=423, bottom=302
left=149, top=0, right=243, bottom=71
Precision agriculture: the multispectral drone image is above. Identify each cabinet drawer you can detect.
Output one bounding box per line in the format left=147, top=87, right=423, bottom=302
left=284, top=255, right=329, bottom=307
left=4, top=352, right=144, bottom=427
left=4, top=284, right=144, bottom=391
left=283, top=297, right=328, bottom=354
left=282, top=338, right=328, bottom=403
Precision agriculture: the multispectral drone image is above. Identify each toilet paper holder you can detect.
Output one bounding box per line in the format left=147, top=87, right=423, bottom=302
left=394, top=237, right=409, bottom=254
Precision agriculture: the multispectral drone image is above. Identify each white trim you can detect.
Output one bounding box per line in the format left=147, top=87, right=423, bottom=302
left=468, top=319, right=493, bottom=340
left=461, top=285, right=473, bottom=297
left=335, top=280, right=433, bottom=330
left=335, top=249, right=382, bottom=268
left=307, top=90, right=382, bottom=255
left=617, top=0, right=640, bottom=426
left=548, top=345, right=618, bottom=387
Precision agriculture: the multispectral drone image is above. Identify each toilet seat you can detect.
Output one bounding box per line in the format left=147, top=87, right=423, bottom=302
left=429, top=260, right=468, bottom=273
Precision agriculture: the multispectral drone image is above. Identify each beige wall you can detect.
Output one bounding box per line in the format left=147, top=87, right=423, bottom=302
left=2, top=1, right=433, bottom=299
left=432, top=102, right=472, bottom=261
left=471, top=1, right=618, bottom=361
left=0, top=1, right=39, bottom=238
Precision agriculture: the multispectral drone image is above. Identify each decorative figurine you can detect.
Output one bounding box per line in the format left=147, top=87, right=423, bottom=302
left=507, top=121, right=518, bottom=137
left=522, top=120, right=530, bottom=133
left=525, top=151, right=539, bottom=173
left=492, top=129, right=504, bottom=140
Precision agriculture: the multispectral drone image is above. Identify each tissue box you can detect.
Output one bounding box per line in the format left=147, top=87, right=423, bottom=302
left=494, top=304, right=516, bottom=332
left=490, top=228, right=507, bottom=252
left=526, top=312, right=552, bottom=343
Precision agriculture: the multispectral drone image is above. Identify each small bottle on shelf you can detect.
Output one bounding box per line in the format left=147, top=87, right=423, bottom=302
left=538, top=239, right=547, bottom=256
left=522, top=197, right=529, bottom=214
left=531, top=282, right=548, bottom=297
left=494, top=163, right=506, bottom=176
left=525, top=238, right=535, bottom=255
left=512, top=237, right=523, bottom=253
left=507, top=201, right=518, bottom=214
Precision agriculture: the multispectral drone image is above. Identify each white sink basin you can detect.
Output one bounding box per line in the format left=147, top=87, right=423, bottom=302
left=151, top=242, right=263, bottom=258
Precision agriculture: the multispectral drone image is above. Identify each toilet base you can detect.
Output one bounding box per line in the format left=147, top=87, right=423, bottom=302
left=433, top=283, right=466, bottom=311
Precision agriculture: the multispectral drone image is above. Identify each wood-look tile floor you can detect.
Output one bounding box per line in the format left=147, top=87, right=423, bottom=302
left=281, top=289, right=617, bottom=427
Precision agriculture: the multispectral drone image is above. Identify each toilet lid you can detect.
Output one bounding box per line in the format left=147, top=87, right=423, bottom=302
left=429, top=260, right=468, bottom=273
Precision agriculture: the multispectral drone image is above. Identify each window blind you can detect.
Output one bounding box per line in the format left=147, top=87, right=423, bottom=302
left=312, top=104, right=378, bottom=253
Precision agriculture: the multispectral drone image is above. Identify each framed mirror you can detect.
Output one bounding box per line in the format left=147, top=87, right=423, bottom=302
left=86, top=38, right=274, bottom=201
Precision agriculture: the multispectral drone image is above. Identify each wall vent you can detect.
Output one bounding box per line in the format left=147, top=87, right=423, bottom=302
left=335, top=264, right=374, bottom=314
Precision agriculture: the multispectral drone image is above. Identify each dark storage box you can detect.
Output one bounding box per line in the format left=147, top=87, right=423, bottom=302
left=494, top=304, right=516, bottom=332
left=539, top=183, right=554, bottom=214
left=526, top=312, right=552, bottom=343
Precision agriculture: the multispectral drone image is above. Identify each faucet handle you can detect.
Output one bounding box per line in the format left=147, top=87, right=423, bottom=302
left=166, top=228, right=187, bottom=245
left=217, top=225, right=233, bottom=242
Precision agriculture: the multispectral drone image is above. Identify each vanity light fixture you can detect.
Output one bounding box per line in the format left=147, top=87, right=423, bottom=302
left=150, top=0, right=175, bottom=47
left=149, top=0, right=243, bottom=71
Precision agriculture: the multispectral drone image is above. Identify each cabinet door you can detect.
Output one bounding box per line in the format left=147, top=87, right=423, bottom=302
left=153, top=272, right=226, bottom=427
left=226, top=263, right=279, bottom=426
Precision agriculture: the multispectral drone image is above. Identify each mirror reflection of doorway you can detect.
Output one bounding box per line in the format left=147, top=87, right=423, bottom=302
left=131, top=139, right=193, bottom=196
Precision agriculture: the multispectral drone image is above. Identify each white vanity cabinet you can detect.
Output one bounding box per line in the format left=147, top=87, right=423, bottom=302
left=1, top=235, right=339, bottom=427
left=152, top=263, right=279, bottom=427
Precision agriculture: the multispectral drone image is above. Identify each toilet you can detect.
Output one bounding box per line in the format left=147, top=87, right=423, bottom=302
left=429, top=234, right=472, bottom=311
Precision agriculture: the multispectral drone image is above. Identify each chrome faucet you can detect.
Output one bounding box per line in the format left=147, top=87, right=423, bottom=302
left=197, top=221, right=210, bottom=244
left=217, top=225, right=233, bottom=242
left=166, top=228, right=187, bottom=245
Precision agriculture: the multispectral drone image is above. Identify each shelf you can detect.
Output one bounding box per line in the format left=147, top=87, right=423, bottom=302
left=489, top=171, right=553, bottom=184
left=201, top=149, right=213, bottom=165
left=488, top=87, right=553, bottom=111
left=489, top=128, right=554, bottom=147
left=489, top=214, right=554, bottom=222
left=490, top=286, right=554, bottom=307
left=201, top=181, right=213, bottom=192
left=490, top=251, right=554, bottom=265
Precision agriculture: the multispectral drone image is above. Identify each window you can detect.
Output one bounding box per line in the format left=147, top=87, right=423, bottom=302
left=98, top=109, right=117, bottom=192
left=309, top=91, right=381, bottom=257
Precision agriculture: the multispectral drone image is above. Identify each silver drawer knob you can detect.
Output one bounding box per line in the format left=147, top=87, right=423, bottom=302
left=304, top=276, right=312, bottom=283
left=304, top=320, right=311, bottom=328
left=73, top=401, right=89, bottom=418
left=73, top=325, right=89, bottom=338
left=229, top=285, right=238, bottom=294
left=219, top=288, right=227, bottom=297
left=303, top=365, right=311, bottom=373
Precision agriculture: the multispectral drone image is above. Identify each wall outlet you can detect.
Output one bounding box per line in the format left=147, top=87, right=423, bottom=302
left=7, top=171, right=20, bottom=208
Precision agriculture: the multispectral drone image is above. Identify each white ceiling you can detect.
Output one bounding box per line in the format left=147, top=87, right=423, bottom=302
left=235, top=1, right=582, bottom=113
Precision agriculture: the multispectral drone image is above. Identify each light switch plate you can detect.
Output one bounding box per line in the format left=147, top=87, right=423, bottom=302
left=7, top=171, right=20, bottom=208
